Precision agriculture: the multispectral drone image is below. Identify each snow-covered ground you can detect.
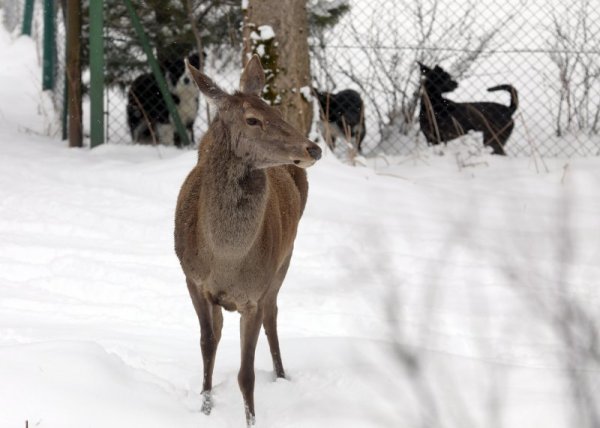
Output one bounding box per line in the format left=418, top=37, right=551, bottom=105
left=1, top=20, right=600, bottom=428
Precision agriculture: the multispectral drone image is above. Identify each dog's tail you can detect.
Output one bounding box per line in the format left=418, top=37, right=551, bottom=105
left=488, top=84, right=519, bottom=114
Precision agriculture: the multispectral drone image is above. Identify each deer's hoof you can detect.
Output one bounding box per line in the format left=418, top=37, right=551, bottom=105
left=245, top=411, right=256, bottom=427
left=201, top=391, right=212, bottom=415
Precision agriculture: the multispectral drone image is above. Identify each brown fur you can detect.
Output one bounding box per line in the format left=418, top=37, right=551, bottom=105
left=174, top=55, right=321, bottom=426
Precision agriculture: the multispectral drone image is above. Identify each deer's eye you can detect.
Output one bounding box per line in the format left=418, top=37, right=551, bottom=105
left=246, top=117, right=262, bottom=127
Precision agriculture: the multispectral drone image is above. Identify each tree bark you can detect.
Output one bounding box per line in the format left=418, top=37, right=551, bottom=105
left=243, top=0, right=312, bottom=136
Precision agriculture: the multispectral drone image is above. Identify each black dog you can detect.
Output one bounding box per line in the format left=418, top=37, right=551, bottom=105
left=315, top=89, right=366, bottom=154
left=418, top=62, right=518, bottom=155
left=127, top=53, right=200, bottom=146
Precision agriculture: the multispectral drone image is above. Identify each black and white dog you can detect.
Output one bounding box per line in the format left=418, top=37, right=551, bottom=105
left=127, top=53, right=200, bottom=146
left=315, top=89, right=366, bottom=154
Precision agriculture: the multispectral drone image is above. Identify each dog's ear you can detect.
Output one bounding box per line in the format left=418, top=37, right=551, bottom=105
left=314, top=90, right=330, bottom=108
left=188, top=53, right=201, bottom=69
left=312, top=88, right=324, bottom=103
left=433, top=65, right=444, bottom=73
left=417, top=62, right=430, bottom=75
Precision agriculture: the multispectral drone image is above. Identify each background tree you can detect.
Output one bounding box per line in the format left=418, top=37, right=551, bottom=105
left=80, top=0, right=348, bottom=96
left=545, top=0, right=600, bottom=137
left=82, top=0, right=241, bottom=91
left=242, top=0, right=313, bottom=135
left=308, top=0, right=350, bottom=87
left=311, top=0, right=511, bottom=151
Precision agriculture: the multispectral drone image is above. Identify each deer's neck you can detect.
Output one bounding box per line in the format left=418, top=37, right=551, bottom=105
left=203, top=120, right=267, bottom=256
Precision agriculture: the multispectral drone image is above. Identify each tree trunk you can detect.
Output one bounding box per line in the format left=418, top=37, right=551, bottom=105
left=243, top=0, right=312, bottom=136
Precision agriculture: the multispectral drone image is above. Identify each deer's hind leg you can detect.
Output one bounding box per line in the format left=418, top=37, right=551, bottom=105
left=186, top=278, right=221, bottom=415
left=262, top=255, right=292, bottom=379
left=263, top=296, right=285, bottom=378
left=238, top=304, right=264, bottom=426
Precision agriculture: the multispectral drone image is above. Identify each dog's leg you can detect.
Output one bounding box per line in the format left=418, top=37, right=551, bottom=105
left=156, top=123, right=175, bottom=146
left=319, top=121, right=336, bottom=151
left=484, top=127, right=508, bottom=155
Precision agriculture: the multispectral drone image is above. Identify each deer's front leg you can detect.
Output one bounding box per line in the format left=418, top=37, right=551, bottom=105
left=238, top=304, right=264, bottom=427
left=186, top=279, right=218, bottom=415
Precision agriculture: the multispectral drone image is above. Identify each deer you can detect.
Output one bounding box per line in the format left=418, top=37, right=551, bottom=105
left=174, top=55, right=322, bottom=427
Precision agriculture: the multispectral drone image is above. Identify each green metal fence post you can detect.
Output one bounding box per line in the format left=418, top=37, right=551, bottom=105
left=22, top=0, right=35, bottom=36
left=89, top=0, right=104, bottom=148
left=42, top=0, right=56, bottom=91
left=123, top=0, right=190, bottom=147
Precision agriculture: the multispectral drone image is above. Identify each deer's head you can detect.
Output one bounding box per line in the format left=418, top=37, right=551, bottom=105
left=187, top=55, right=321, bottom=169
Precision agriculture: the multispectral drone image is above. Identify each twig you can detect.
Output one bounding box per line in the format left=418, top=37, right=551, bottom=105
left=130, top=90, right=159, bottom=146
left=561, top=162, right=570, bottom=184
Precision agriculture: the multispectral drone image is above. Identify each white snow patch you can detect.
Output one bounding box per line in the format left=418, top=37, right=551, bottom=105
left=250, top=25, right=276, bottom=41
left=300, top=85, right=313, bottom=101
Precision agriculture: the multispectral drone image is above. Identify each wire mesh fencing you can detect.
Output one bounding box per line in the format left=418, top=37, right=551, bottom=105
left=1, top=0, right=67, bottom=137
left=102, top=0, right=600, bottom=158
left=310, top=0, right=600, bottom=158
left=4, top=0, right=600, bottom=158
left=98, top=0, right=241, bottom=147
left=2, top=0, right=23, bottom=33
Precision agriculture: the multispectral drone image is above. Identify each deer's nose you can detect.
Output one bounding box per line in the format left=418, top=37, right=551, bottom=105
left=307, top=144, right=322, bottom=161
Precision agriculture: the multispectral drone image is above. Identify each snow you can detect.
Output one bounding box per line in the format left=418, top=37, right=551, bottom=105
left=1, top=19, right=600, bottom=428
left=256, top=25, right=275, bottom=41
left=299, top=85, right=313, bottom=101
left=250, top=25, right=276, bottom=43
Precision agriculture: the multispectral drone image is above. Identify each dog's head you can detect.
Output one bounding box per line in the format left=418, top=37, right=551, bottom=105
left=418, top=62, right=458, bottom=94
left=314, top=90, right=340, bottom=122
left=159, top=53, right=205, bottom=115
left=162, top=54, right=200, bottom=88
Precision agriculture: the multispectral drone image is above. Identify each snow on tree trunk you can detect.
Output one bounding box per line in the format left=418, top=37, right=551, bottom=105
left=243, top=0, right=313, bottom=136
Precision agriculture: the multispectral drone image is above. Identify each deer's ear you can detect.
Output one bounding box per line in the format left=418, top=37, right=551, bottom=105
left=186, top=58, right=227, bottom=105
left=239, top=54, right=265, bottom=96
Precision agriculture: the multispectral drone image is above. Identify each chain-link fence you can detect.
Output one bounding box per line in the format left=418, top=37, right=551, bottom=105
left=2, top=0, right=67, bottom=137
left=98, top=1, right=241, bottom=147
left=102, top=0, right=600, bottom=157
left=311, top=0, right=600, bottom=157
left=2, top=0, right=23, bottom=33
left=4, top=0, right=600, bottom=158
